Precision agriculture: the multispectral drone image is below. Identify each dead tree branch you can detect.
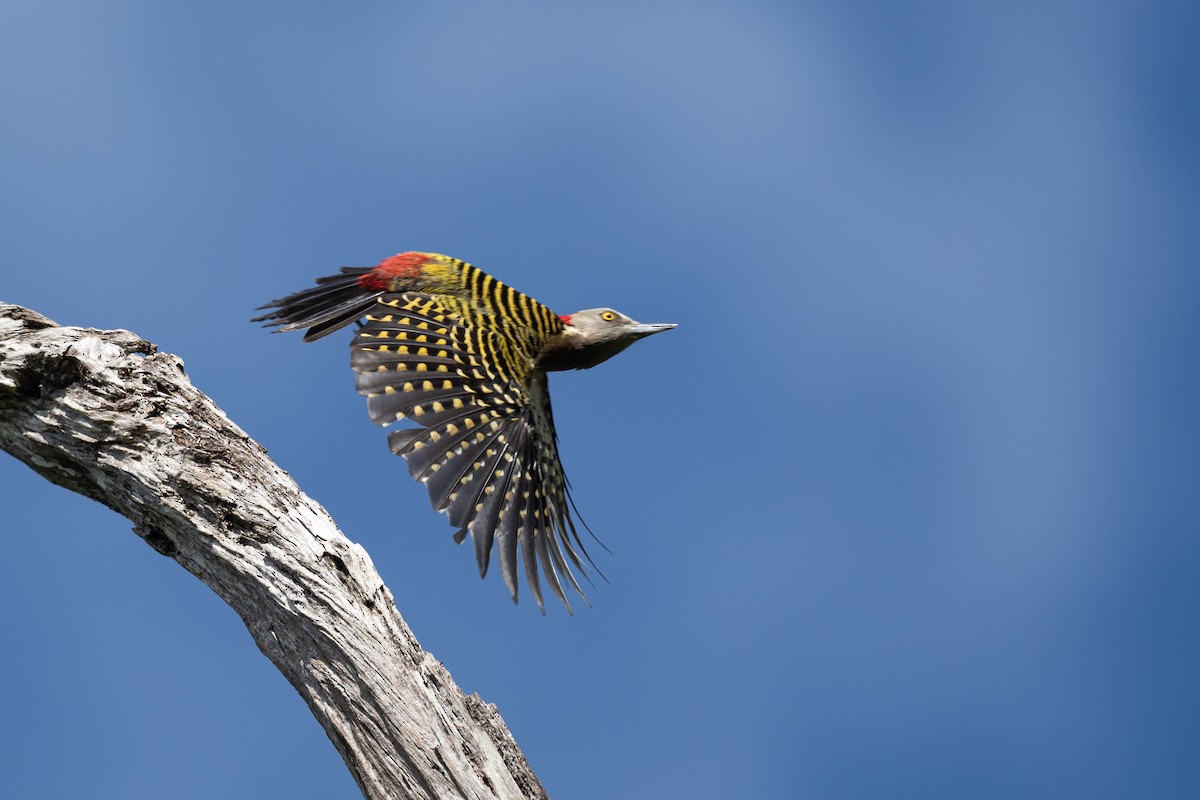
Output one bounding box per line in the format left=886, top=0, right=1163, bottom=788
left=0, top=302, right=546, bottom=800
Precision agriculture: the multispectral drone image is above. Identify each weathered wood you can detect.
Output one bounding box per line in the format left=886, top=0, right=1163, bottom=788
left=0, top=302, right=547, bottom=800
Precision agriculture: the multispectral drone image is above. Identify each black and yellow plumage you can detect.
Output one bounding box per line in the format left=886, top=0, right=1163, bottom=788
left=254, top=251, right=675, bottom=613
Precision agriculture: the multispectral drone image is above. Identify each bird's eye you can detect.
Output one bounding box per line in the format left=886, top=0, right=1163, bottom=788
left=601, top=311, right=616, bottom=321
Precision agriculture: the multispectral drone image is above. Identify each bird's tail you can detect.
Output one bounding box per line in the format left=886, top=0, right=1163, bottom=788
left=253, top=267, right=382, bottom=342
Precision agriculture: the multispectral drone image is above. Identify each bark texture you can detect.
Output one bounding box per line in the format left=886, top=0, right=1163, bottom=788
left=0, top=302, right=547, bottom=800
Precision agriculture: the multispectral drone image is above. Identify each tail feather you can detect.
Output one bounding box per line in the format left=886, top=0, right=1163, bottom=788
left=253, top=267, right=380, bottom=342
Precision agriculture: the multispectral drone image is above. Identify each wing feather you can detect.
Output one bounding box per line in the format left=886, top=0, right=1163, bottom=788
left=493, top=453, right=526, bottom=603
left=467, top=445, right=518, bottom=580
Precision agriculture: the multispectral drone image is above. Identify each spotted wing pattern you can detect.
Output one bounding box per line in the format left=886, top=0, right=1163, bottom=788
left=351, top=291, right=593, bottom=612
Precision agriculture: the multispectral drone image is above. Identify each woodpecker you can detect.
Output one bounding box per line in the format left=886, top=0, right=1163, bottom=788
left=254, top=251, right=675, bottom=613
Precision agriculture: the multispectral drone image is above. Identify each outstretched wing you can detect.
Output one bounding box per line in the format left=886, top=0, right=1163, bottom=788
left=351, top=290, right=594, bottom=613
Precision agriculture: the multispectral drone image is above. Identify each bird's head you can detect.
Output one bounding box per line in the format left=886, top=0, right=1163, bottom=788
left=538, top=308, right=676, bottom=371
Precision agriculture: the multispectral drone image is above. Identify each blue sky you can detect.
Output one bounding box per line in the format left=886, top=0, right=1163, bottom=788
left=2, top=2, right=1198, bottom=798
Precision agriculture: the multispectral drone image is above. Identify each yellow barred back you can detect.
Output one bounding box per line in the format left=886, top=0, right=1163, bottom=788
left=409, top=254, right=564, bottom=348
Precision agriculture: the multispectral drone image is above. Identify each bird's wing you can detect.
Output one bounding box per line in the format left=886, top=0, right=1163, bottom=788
left=351, top=290, right=593, bottom=613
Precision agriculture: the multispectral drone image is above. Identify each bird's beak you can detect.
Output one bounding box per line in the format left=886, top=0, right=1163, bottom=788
left=630, top=322, right=677, bottom=338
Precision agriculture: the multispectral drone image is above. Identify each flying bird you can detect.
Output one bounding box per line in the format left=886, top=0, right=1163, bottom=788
left=254, top=251, right=675, bottom=613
